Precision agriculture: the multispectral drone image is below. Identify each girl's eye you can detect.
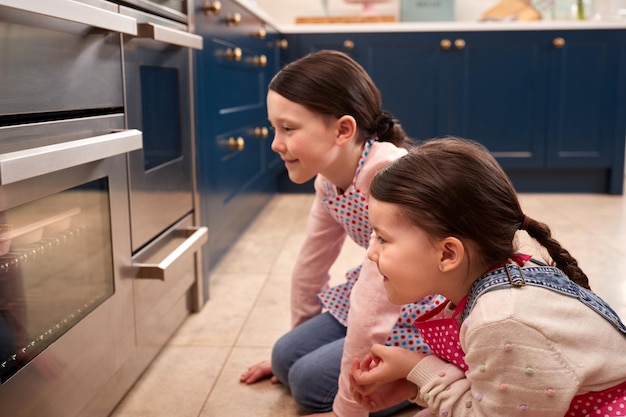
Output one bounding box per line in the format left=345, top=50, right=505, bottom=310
left=376, top=234, right=386, bottom=244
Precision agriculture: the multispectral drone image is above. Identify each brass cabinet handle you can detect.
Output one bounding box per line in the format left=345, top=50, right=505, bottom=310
left=254, top=127, right=269, bottom=138
left=276, top=39, right=288, bottom=49
left=226, top=12, right=241, bottom=25
left=226, top=47, right=242, bottom=61
left=252, top=55, right=267, bottom=67
left=440, top=39, right=452, bottom=50
left=203, top=0, right=221, bottom=15
left=253, top=28, right=266, bottom=39
left=343, top=39, right=355, bottom=50
left=553, top=37, right=566, bottom=48
left=454, top=38, right=466, bottom=50
left=220, top=136, right=246, bottom=151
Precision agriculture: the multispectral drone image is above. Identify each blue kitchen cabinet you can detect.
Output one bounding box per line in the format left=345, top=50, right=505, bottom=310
left=284, top=29, right=625, bottom=194
left=194, top=0, right=284, bottom=283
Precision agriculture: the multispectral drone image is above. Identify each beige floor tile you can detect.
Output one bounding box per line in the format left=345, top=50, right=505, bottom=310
left=236, top=272, right=292, bottom=348
left=169, top=272, right=267, bottom=347
left=110, top=345, right=229, bottom=417
left=199, top=347, right=303, bottom=417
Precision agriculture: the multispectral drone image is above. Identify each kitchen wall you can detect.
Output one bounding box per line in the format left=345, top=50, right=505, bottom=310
left=256, top=0, right=496, bottom=23
left=255, top=0, right=624, bottom=24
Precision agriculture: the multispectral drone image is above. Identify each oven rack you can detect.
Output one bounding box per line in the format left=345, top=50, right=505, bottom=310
left=0, top=224, right=89, bottom=274
left=0, top=291, right=107, bottom=380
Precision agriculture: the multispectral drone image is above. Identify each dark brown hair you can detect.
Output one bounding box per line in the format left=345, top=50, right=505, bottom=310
left=370, top=137, right=590, bottom=289
left=269, top=50, right=409, bottom=147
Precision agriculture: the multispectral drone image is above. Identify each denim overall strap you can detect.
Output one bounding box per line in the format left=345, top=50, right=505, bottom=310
left=461, top=263, right=626, bottom=335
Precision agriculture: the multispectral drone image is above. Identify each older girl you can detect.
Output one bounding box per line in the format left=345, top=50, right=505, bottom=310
left=240, top=50, right=444, bottom=417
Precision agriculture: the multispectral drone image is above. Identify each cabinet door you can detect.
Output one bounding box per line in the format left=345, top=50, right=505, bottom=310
left=194, top=0, right=278, bottom=271
left=545, top=30, right=619, bottom=169
left=443, top=31, right=549, bottom=168
left=365, top=32, right=443, bottom=141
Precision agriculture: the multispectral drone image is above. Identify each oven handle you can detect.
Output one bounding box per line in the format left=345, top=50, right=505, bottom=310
left=137, top=23, right=204, bottom=50
left=134, top=227, right=208, bottom=280
left=1, top=0, right=138, bottom=35
left=0, top=129, right=143, bottom=185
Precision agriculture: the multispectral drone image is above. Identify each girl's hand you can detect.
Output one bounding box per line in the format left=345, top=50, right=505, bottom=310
left=349, top=362, right=417, bottom=412
left=301, top=412, right=337, bottom=417
left=239, top=360, right=279, bottom=384
left=353, top=344, right=426, bottom=386
left=349, top=344, right=426, bottom=411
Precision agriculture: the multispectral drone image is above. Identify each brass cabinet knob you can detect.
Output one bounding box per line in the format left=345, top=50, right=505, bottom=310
left=553, top=37, right=566, bottom=48
left=226, top=12, right=241, bottom=25
left=343, top=39, right=355, bottom=50
left=203, top=0, right=221, bottom=15
left=254, top=28, right=266, bottom=39
left=228, top=136, right=245, bottom=151
left=252, top=55, right=267, bottom=67
left=277, top=39, right=288, bottom=49
left=454, top=38, right=466, bottom=50
left=226, top=47, right=242, bottom=61
left=255, top=126, right=269, bottom=138
left=440, top=39, right=452, bottom=50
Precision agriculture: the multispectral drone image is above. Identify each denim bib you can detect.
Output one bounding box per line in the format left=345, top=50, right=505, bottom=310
left=462, top=262, right=626, bottom=335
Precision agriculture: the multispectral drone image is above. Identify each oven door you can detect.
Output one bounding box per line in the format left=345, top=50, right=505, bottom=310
left=121, top=5, right=202, bottom=252
left=0, top=115, right=142, bottom=417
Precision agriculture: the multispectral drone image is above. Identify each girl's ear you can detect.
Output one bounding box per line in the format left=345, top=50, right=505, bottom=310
left=439, top=237, right=465, bottom=272
left=335, top=115, right=357, bottom=146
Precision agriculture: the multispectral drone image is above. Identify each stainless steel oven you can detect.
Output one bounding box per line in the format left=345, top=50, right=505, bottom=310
left=120, top=5, right=202, bottom=254
left=0, top=2, right=207, bottom=414
left=0, top=2, right=142, bottom=416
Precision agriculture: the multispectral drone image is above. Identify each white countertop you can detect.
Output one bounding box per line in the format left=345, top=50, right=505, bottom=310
left=233, top=0, right=626, bottom=34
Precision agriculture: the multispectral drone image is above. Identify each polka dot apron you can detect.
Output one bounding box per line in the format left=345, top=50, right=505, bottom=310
left=414, top=258, right=626, bottom=416
left=317, top=140, right=445, bottom=352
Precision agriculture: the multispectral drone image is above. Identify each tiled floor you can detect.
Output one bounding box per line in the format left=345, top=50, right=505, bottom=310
left=110, top=191, right=626, bottom=417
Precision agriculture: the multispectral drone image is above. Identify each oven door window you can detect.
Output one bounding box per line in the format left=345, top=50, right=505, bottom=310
left=0, top=178, right=114, bottom=382
left=140, top=65, right=182, bottom=171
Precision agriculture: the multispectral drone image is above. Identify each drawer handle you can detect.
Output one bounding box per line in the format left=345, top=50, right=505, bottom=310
left=0, top=129, right=142, bottom=185
left=343, top=39, right=355, bottom=50
left=553, top=37, right=566, bottom=48
left=203, top=0, right=221, bottom=15
left=454, top=38, right=466, bottom=50
left=2, top=0, right=137, bottom=35
left=252, top=54, right=267, bottom=67
left=254, top=127, right=269, bottom=138
left=219, top=137, right=245, bottom=151
left=276, top=39, right=288, bottom=49
left=440, top=39, right=452, bottom=50
left=137, top=23, right=203, bottom=50
left=226, top=12, right=241, bottom=25
left=226, top=47, right=242, bottom=61
left=134, top=227, right=208, bottom=280
left=253, top=28, right=267, bottom=39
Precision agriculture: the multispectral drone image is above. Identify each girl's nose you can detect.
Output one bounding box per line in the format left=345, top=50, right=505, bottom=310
left=366, top=244, right=378, bottom=263
left=270, top=133, right=282, bottom=153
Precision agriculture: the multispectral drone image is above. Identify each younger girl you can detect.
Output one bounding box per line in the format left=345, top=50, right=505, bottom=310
left=350, top=137, right=626, bottom=417
left=240, top=50, right=444, bottom=416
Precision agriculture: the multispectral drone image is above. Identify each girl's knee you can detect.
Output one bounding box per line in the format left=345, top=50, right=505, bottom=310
left=288, top=360, right=336, bottom=412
